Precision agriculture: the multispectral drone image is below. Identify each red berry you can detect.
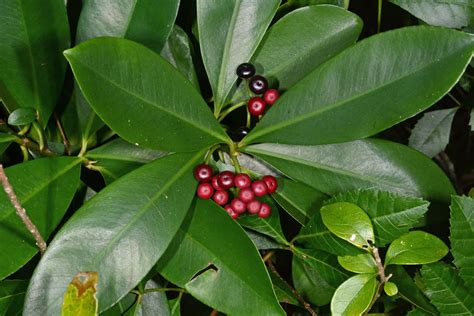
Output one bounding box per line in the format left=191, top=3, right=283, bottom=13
left=231, top=198, right=246, bottom=214
left=239, top=188, right=255, bottom=203
left=218, top=171, right=235, bottom=190
left=263, top=89, right=280, bottom=105
left=197, top=183, right=214, bottom=199
left=213, top=190, right=229, bottom=205
left=211, top=175, right=223, bottom=190
left=258, top=202, right=272, bottom=218
left=193, top=164, right=213, bottom=182
left=247, top=200, right=262, bottom=214
left=251, top=180, right=268, bottom=197
left=234, top=173, right=252, bottom=188
left=248, top=97, right=266, bottom=116
left=262, top=175, right=278, bottom=194
left=224, top=205, right=239, bottom=219
left=249, top=75, right=268, bottom=94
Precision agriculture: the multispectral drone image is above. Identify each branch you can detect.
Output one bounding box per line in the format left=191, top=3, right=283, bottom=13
left=0, top=164, right=47, bottom=255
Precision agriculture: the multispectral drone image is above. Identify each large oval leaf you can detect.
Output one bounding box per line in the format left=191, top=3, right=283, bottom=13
left=156, top=199, right=285, bottom=315
left=0, top=0, right=69, bottom=124
left=64, top=37, right=231, bottom=152
left=0, top=157, right=81, bottom=280
left=331, top=273, right=378, bottom=315
left=243, top=139, right=455, bottom=203
left=197, top=0, right=280, bottom=112
left=23, top=151, right=204, bottom=315
left=242, top=26, right=474, bottom=146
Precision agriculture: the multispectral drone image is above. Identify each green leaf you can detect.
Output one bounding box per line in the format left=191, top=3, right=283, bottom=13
left=469, top=108, right=474, bottom=131
left=337, top=253, right=378, bottom=274
left=272, top=178, right=328, bottom=225
left=386, top=265, right=437, bottom=314
left=7, top=108, right=36, bottom=126
left=243, top=139, right=455, bottom=203
left=252, top=5, right=362, bottom=91
left=331, top=274, right=378, bottom=315
left=64, top=37, right=231, bottom=152
left=384, top=281, right=398, bottom=296
left=197, top=0, right=280, bottom=112
left=168, top=296, right=181, bottom=316
left=407, top=308, right=432, bottom=316
left=390, top=0, right=473, bottom=28
left=0, top=157, right=81, bottom=280
left=327, top=189, right=429, bottom=246
left=156, top=199, right=285, bottom=315
left=135, top=279, right=171, bottom=316
left=76, top=0, right=179, bottom=52
left=0, top=0, right=69, bottom=125
left=321, top=202, right=375, bottom=248
left=242, top=27, right=474, bottom=146
left=385, top=231, right=448, bottom=266
left=0, top=133, right=18, bottom=156
left=23, top=152, right=204, bottom=315
left=421, top=262, right=474, bottom=315
left=161, top=25, right=200, bottom=90
left=86, top=138, right=167, bottom=184
left=61, top=272, right=99, bottom=316
left=268, top=271, right=300, bottom=306
left=450, top=195, right=474, bottom=288
left=409, top=108, right=457, bottom=158
left=292, top=248, right=350, bottom=306
left=0, top=280, right=28, bottom=316
left=245, top=229, right=286, bottom=250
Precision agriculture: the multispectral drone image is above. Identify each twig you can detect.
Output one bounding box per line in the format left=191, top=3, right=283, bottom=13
left=0, top=164, right=47, bottom=255
left=364, top=247, right=391, bottom=314
left=54, top=112, right=71, bottom=155
left=210, top=309, right=219, bottom=316
left=266, top=260, right=317, bottom=316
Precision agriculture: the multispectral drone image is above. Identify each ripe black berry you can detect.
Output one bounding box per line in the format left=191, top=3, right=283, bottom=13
left=258, top=202, right=272, bottom=218
left=231, top=198, right=247, bottom=214
left=263, top=89, right=280, bottom=105
left=249, top=75, right=268, bottom=94
left=213, top=190, right=229, bottom=205
left=248, top=97, right=266, bottom=116
left=234, top=173, right=252, bottom=189
left=262, top=175, right=278, bottom=194
left=236, top=63, right=256, bottom=79
left=218, top=171, right=235, bottom=190
left=239, top=188, right=255, bottom=203
left=194, top=164, right=213, bottom=182
left=252, top=180, right=268, bottom=197
left=247, top=200, right=261, bottom=214
left=197, top=183, right=214, bottom=199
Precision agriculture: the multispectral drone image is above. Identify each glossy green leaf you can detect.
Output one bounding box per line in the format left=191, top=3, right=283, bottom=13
left=156, top=199, right=285, bottom=315
left=450, top=195, right=474, bottom=288
left=327, top=189, right=429, bottom=246
left=197, top=0, right=280, bottom=112
left=161, top=25, right=200, bottom=90
left=23, top=152, right=204, bottom=315
left=65, top=38, right=230, bottom=152
left=245, top=230, right=286, bottom=250
left=390, top=0, right=473, bottom=28
left=0, top=133, right=18, bottom=156
left=86, top=138, right=167, bottom=184
left=421, top=262, right=474, bottom=315
left=272, top=178, right=328, bottom=225
left=0, top=157, right=81, bottom=280
left=269, top=271, right=300, bottom=306
left=386, top=265, right=437, bottom=314
left=385, top=231, right=448, bottom=266
left=331, top=274, right=378, bottom=315
left=61, top=272, right=99, bottom=316
left=321, top=202, right=375, bottom=248
left=7, top=108, right=36, bottom=126
left=276, top=0, right=350, bottom=19
left=0, top=280, right=28, bottom=316
left=409, top=108, right=457, bottom=158
left=252, top=5, right=362, bottom=91
left=337, top=253, right=377, bottom=274
left=0, top=0, right=69, bottom=124
left=242, top=27, right=474, bottom=146
left=384, top=282, right=398, bottom=297
left=292, top=248, right=349, bottom=306
left=407, top=308, right=432, bottom=316
left=244, top=139, right=455, bottom=204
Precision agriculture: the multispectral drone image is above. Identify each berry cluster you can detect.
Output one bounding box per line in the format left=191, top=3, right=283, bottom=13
left=193, top=164, right=278, bottom=219
left=236, top=63, right=280, bottom=117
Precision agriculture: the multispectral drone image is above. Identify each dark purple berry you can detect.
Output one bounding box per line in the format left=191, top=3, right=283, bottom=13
left=236, top=63, right=256, bottom=79
left=218, top=171, right=235, bottom=190
left=231, top=198, right=246, bottom=214
left=249, top=75, right=268, bottom=94
left=262, top=175, right=278, bottom=194
left=263, top=89, right=280, bottom=105
left=258, top=202, right=272, bottom=218
left=197, top=183, right=214, bottom=199
left=248, top=97, right=266, bottom=116
left=194, top=164, right=213, bottom=182
left=234, top=173, right=252, bottom=189
left=239, top=188, right=255, bottom=203
left=247, top=200, right=262, bottom=214
left=251, top=180, right=268, bottom=197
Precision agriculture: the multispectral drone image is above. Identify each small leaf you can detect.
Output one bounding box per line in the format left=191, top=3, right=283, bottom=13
left=384, top=282, right=398, bottom=297
left=0, top=279, right=28, bottom=315
left=385, top=231, right=448, bottom=266
left=421, top=262, right=474, bottom=315
left=61, top=272, right=99, bottom=316
left=337, top=253, right=378, bottom=274
left=409, top=108, right=457, bottom=158
left=450, top=195, right=474, bottom=288
left=331, top=274, right=378, bottom=316
left=269, top=270, right=300, bottom=306
left=321, top=202, right=375, bottom=248
left=7, top=108, right=36, bottom=126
